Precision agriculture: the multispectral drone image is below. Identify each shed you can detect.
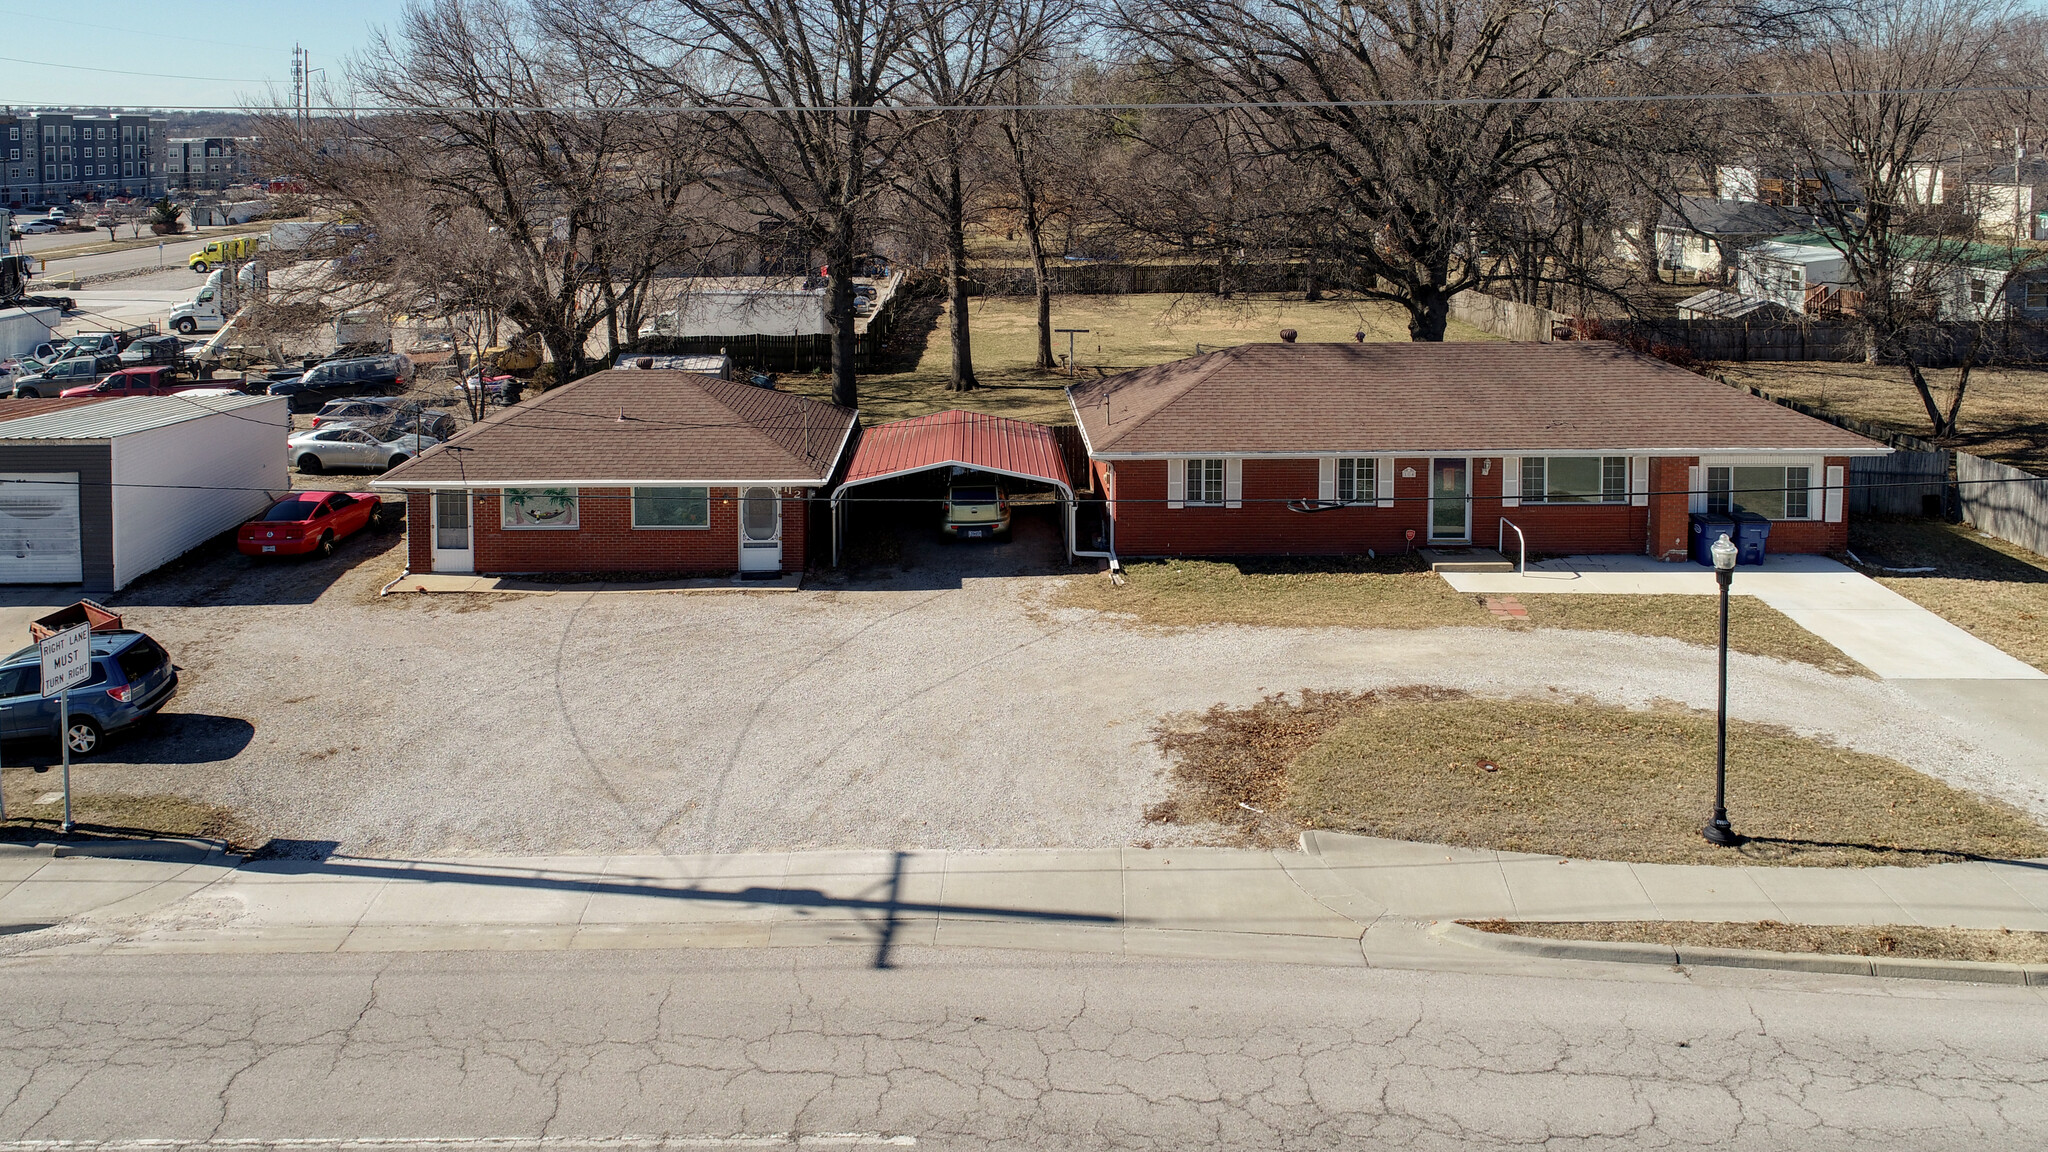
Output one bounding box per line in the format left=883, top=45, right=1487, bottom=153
left=831, top=410, right=1076, bottom=564
left=0, top=394, right=288, bottom=589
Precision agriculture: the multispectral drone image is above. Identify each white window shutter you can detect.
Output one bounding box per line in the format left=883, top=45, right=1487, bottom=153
left=1821, top=465, right=1841, bottom=522
left=1224, top=458, right=1243, bottom=509
left=1500, top=456, right=1520, bottom=507
left=1376, top=457, right=1395, bottom=508
left=1318, top=457, right=1336, bottom=502
left=1631, top=457, right=1650, bottom=507
left=1166, top=459, right=1185, bottom=510
left=1687, top=465, right=1705, bottom=514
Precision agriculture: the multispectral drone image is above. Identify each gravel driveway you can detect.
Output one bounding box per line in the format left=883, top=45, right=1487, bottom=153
left=53, top=529, right=2048, bottom=857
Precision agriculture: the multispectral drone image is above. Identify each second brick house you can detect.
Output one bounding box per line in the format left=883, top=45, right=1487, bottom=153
left=376, top=368, right=856, bottom=578
left=1067, top=341, right=1888, bottom=561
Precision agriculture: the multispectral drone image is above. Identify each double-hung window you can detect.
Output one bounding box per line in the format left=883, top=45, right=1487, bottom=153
left=1706, top=465, right=1811, bottom=519
left=1335, top=457, right=1376, bottom=503
left=631, top=487, right=710, bottom=528
left=1520, top=456, right=1627, bottom=504
left=1185, top=458, right=1225, bottom=506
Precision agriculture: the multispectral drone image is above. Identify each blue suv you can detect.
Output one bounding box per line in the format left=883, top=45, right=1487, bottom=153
left=0, top=631, right=177, bottom=755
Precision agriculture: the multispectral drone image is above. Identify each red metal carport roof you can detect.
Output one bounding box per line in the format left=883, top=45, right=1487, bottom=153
left=838, top=409, right=1072, bottom=493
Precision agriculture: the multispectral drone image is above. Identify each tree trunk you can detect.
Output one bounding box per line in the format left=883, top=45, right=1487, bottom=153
left=826, top=212, right=859, bottom=409
left=1302, top=245, right=1322, bottom=302
left=1904, top=360, right=1950, bottom=437
left=944, top=150, right=978, bottom=392
left=1409, top=284, right=1453, bottom=342
left=600, top=280, right=621, bottom=362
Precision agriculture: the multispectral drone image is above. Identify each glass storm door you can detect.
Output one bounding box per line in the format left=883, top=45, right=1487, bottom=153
left=739, top=487, right=783, bottom=572
left=1429, top=459, right=1470, bottom=541
left=431, top=490, right=473, bottom=573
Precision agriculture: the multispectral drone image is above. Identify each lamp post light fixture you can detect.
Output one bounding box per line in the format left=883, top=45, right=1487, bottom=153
left=1703, top=531, right=1743, bottom=847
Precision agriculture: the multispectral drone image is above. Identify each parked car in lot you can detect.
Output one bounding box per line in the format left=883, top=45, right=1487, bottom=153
left=0, top=630, right=177, bottom=755
left=238, top=491, right=382, bottom=558
left=287, top=425, right=439, bottom=473
left=310, top=397, right=405, bottom=428
left=59, top=366, right=227, bottom=399
left=118, top=334, right=191, bottom=370
left=313, top=398, right=458, bottom=441
left=9, top=354, right=118, bottom=397
left=19, top=221, right=56, bottom=234
left=941, top=478, right=1011, bottom=540
left=267, top=353, right=415, bottom=412
left=0, top=356, right=50, bottom=389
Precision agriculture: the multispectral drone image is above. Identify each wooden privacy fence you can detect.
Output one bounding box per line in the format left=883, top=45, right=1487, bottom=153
left=1957, top=453, right=2048, bottom=559
left=1849, top=450, right=1951, bottom=518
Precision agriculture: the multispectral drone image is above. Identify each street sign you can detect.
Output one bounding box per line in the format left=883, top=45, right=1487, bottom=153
left=39, top=623, right=90, bottom=697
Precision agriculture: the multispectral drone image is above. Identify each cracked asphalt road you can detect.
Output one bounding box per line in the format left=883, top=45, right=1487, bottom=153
left=0, top=948, right=2043, bottom=1150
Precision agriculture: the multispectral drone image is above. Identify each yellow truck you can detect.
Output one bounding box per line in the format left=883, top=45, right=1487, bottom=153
left=188, top=236, right=261, bottom=273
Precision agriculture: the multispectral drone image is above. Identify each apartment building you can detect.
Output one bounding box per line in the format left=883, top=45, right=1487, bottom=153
left=164, top=137, right=258, bottom=192
left=0, top=111, right=170, bottom=208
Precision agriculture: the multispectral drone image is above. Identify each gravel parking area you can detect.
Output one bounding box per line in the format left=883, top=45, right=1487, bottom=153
left=27, top=527, right=2047, bottom=858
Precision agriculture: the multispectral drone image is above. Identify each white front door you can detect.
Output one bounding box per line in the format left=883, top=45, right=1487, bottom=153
left=430, top=490, right=473, bottom=574
left=738, top=486, right=782, bottom=572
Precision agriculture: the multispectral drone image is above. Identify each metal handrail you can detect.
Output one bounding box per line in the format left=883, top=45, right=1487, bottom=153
left=1498, top=518, right=1526, bottom=574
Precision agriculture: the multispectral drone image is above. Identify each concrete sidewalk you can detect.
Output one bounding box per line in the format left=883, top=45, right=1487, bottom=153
left=1441, top=554, right=2045, bottom=680
left=5, top=834, right=2045, bottom=971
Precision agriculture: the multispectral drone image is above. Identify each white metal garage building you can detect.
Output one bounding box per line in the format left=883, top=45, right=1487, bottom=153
left=0, top=395, right=288, bottom=590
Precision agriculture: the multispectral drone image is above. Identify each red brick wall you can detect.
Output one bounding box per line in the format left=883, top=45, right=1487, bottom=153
left=1105, top=457, right=1643, bottom=557
left=399, top=486, right=811, bottom=575
left=1646, top=456, right=1695, bottom=562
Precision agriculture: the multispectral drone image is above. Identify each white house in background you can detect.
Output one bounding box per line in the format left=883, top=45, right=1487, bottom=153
left=1734, top=237, right=1850, bottom=314
left=1652, top=197, right=1816, bottom=280
left=1961, top=161, right=2048, bottom=242
left=637, top=276, right=834, bottom=341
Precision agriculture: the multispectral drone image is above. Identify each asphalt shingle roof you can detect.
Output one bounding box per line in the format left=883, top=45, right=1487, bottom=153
left=377, top=369, right=859, bottom=486
left=1068, top=342, right=1887, bottom=457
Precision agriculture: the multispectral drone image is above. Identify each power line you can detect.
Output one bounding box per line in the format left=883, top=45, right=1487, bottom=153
left=4, top=83, right=2047, bottom=116
left=0, top=57, right=272, bottom=84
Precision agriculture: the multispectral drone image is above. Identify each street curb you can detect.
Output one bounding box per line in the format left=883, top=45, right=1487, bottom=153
left=1435, top=921, right=2048, bottom=985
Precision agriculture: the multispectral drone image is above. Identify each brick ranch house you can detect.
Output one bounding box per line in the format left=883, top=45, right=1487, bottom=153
left=1067, top=341, right=1889, bottom=560
left=375, top=369, right=856, bottom=577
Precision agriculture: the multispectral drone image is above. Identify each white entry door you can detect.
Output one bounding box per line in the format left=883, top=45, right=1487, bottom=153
left=738, top=486, right=782, bottom=572
left=430, top=490, right=473, bottom=574
left=0, top=473, right=82, bottom=584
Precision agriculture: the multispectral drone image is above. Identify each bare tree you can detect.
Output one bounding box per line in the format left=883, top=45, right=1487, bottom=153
left=896, top=0, right=1077, bottom=390
left=1118, top=0, right=1793, bottom=340
left=992, top=61, right=1086, bottom=369
left=549, top=0, right=923, bottom=409
left=1760, top=0, right=2035, bottom=436
left=261, top=0, right=715, bottom=388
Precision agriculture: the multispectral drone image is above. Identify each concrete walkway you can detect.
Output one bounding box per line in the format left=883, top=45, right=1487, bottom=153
left=1442, top=554, right=2045, bottom=680
left=390, top=572, right=804, bottom=595
left=6, top=834, right=2045, bottom=970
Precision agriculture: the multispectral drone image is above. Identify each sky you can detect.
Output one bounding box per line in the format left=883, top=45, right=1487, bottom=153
left=0, top=0, right=414, bottom=111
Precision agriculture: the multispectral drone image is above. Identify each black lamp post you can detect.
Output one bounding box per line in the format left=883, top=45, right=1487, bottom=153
left=1703, top=531, right=1743, bottom=846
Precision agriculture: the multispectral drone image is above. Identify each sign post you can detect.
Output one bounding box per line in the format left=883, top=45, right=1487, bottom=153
left=39, top=624, right=90, bottom=833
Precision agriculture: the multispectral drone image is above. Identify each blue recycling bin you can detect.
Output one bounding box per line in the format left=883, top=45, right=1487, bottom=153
left=1731, top=511, right=1772, bottom=565
left=1689, top=513, right=1736, bottom=567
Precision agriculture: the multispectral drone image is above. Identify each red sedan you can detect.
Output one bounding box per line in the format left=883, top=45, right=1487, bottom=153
left=238, top=491, right=382, bottom=558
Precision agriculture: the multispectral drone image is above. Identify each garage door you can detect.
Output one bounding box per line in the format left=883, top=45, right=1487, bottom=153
left=0, top=474, right=82, bottom=584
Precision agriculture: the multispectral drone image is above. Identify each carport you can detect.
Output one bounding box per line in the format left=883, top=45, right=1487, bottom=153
left=831, top=410, right=1075, bottom=565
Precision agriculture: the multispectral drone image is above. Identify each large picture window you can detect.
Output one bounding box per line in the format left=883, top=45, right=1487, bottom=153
left=1521, top=456, right=1627, bottom=504
left=1336, top=458, right=1376, bottom=503
left=631, top=487, right=710, bottom=528
left=1185, top=458, right=1225, bottom=506
left=501, top=487, right=579, bottom=529
left=1707, top=466, right=1811, bottom=520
